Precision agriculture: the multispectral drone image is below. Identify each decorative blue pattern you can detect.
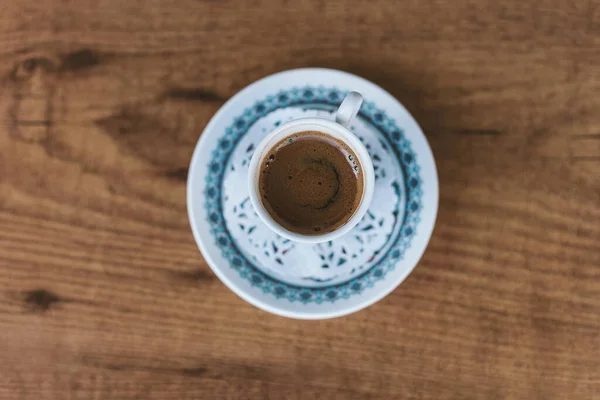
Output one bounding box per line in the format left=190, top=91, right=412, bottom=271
left=204, top=87, right=422, bottom=304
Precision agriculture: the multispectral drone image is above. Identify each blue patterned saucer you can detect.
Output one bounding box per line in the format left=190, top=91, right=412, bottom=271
left=187, top=68, right=438, bottom=319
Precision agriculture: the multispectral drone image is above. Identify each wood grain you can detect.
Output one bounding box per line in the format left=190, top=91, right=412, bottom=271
left=1, top=0, right=599, bottom=399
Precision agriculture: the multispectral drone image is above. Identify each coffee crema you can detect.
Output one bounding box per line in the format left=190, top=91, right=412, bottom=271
left=258, top=131, right=363, bottom=235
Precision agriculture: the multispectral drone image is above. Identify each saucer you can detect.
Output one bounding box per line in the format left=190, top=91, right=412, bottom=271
left=187, top=68, right=438, bottom=319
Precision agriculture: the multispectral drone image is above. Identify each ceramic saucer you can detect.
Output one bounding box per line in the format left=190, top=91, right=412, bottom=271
left=187, top=68, right=438, bottom=319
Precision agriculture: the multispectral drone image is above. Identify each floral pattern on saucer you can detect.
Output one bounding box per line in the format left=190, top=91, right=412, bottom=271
left=204, top=87, right=422, bottom=303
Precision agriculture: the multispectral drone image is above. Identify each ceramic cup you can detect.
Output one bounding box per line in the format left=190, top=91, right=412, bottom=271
left=248, top=91, right=375, bottom=244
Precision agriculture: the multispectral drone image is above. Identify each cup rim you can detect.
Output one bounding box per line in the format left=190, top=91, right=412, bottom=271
left=248, top=117, right=375, bottom=244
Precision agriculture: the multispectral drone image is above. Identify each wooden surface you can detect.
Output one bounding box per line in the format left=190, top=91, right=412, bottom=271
left=1, top=0, right=599, bottom=399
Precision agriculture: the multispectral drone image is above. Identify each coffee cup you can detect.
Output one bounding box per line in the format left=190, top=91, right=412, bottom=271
left=248, top=91, right=375, bottom=244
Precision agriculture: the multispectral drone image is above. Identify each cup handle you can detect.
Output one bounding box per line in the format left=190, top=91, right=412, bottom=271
left=335, top=91, right=363, bottom=128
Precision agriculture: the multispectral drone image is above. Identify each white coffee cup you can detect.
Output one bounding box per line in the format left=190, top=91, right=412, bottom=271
left=248, top=91, right=375, bottom=244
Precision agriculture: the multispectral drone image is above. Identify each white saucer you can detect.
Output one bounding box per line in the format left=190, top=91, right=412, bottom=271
left=187, top=68, right=438, bottom=319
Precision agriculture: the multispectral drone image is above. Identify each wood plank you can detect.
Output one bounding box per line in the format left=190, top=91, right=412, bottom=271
left=0, top=0, right=599, bottom=399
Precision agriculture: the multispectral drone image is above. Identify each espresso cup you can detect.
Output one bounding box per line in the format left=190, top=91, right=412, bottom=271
left=248, top=91, right=375, bottom=243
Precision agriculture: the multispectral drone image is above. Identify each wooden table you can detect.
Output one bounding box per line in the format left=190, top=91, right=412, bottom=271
left=1, top=1, right=599, bottom=399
